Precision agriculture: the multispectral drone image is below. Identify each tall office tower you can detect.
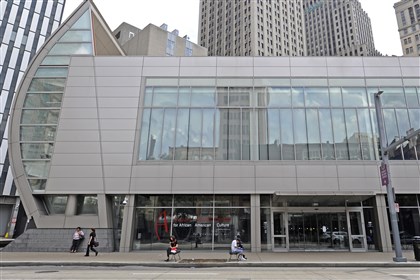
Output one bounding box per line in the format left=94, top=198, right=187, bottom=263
left=394, top=0, right=420, bottom=56
left=198, top=0, right=307, bottom=56
left=0, top=0, right=66, bottom=239
left=303, top=0, right=380, bottom=56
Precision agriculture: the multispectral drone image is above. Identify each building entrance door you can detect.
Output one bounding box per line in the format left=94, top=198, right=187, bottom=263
left=347, top=209, right=367, bottom=251
left=271, top=211, right=287, bottom=251
left=288, top=211, right=349, bottom=251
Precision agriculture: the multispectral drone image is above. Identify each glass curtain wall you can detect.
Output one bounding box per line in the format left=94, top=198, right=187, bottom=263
left=20, top=10, right=93, bottom=192
left=139, top=79, right=420, bottom=162
left=18, top=10, right=94, bottom=216
left=132, top=194, right=250, bottom=251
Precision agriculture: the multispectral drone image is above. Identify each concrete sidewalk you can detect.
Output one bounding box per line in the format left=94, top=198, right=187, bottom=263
left=0, top=250, right=419, bottom=268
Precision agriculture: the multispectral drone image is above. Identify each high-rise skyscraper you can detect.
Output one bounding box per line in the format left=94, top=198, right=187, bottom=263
left=394, top=0, right=420, bottom=56
left=198, top=0, right=307, bottom=56
left=303, top=0, right=380, bottom=56
left=0, top=0, right=66, bottom=238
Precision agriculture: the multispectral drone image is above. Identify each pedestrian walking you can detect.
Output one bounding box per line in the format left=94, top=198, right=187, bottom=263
left=84, top=228, right=98, bottom=256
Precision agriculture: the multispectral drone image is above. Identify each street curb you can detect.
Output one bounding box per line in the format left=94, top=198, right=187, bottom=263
left=1, top=262, right=419, bottom=268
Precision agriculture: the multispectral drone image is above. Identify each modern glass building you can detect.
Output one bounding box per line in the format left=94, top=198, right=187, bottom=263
left=5, top=1, right=420, bottom=253
left=0, top=0, right=65, bottom=239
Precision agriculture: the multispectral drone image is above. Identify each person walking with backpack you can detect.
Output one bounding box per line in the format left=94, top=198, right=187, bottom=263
left=84, top=228, right=98, bottom=256
left=70, top=227, right=84, bottom=253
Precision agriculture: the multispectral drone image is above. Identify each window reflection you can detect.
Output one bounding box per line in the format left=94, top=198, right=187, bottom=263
left=76, top=195, right=98, bottom=215
left=21, top=143, right=53, bottom=159
left=342, top=88, right=368, bottom=107
left=49, top=43, right=92, bottom=55
left=24, top=93, right=62, bottom=108
left=345, top=109, right=362, bottom=160
left=23, top=161, right=50, bottom=178
left=381, top=88, right=406, bottom=107
left=20, top=126, right=56, bottom=141
left=268, top=87, right=291, bottom=107
left=28, top=78, right=66, bottom=91
left=305, top=88, right=329, bottom=107
left=306, top=109, right=321, bottom=160
left=21, top=109, right=60, bottom=124
left=139, top=84, right=419, bottom=162
left=357, top=109, right=376, bottom=160
left=43, top=195, right=67, bottom=215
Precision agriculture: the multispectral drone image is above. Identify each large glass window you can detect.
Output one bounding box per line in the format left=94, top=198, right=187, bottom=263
left=20, top=8, right=94, bottom=193
left=76, top=195, right=98, bottom=215
left=345, top=109, right=362, bottom=160
left=133, top=194, right=250, bottom=251
left=305, top=87, right=329, bottom=107
left=138, top=82, right=418, bottom=162
left=43, top=195, right=67, bottom=215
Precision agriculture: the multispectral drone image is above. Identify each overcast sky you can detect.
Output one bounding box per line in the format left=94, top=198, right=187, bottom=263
left=63, top=0, right=402, bottom=56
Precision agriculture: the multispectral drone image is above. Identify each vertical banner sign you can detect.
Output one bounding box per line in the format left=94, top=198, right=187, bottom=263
left=380, top=162, right=388, bottom=186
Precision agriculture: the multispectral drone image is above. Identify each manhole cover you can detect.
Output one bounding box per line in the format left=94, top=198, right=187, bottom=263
left=179, top=259, right=228, bottom=263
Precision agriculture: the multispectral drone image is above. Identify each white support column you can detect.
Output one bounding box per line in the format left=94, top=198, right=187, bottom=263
left=375, top=194, right=392, bottom=252
left=65, top=195, right=77, bottom=216
left=250, top=194, right=261, bottom=252
left=119, top=195, right=135, bottom=252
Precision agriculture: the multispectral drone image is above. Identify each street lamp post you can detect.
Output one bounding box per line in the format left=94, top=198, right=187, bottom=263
left=374, top=91, right=407, bottom=262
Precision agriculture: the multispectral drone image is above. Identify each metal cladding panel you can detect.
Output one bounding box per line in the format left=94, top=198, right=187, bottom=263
left=103, top=166, right=132, bottom=178
left=60, top=108, right=99, bottom=119
left=100, top=130, right=135, bottom=142
left=58, top=119, right=99, bottom=130
left=180, top=57, right=217, bottom=67
left=290, top=67, right=328, bottom=77
left=253, top=57, right=291, bottom=67
left=214, top=165, right=255, bottom=178
left=49, top=166, right=103, bottom=178
left=130, top=177, right=173, bottom=193
left=98, top=108, right=138, bottom=118
left=326, top=67, right=365, bottom=77
left=102, top=154, right=133, bottom=165
left=65, top=86, right=96, bottom=97
left=296, top=165, right=338, bottom=178
left=256, top=177, right=298, bottom=193
left=68, top=66, right=95, bottom=77
left=51, top=154, right=102, bottom=166
left=297, top=178, right=340, bottom=192
left=362, top=57, right=401, bottom=67
left=171, top=178, right=214, bottom=193
left=326, top=57, right=364, bottom=67
left=179, top=67, right=217, bottom=76
left=95, top=77, right=141, bottom=87
left=172, top=165, right=214, bottom=178
left=255, top=165, right=297, bottom=178
left=93, top=56, right=144, bottom=67
left=290, top=57, right=327, bottom=67
left=214, top=177, right=255, bottom=193
left=339, top=177, right=383, bottom=192
left=363, top=67, right=403, bottom=77
left=97, top=98, right=139, bottom=108
left=46, top=178, right=104, bottom=193
left=131, top=165, right=173, bottom=178
left=55, top=130, right=100, bottom=142
left=95, top=66, right=142, bottom=77
left=61, top=97, right=98, bottom=108
left=254, top=67, right=291, bottom=77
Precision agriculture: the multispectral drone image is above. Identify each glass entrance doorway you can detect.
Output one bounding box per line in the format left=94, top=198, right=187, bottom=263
left=288, top=212, right=349, bottom=251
